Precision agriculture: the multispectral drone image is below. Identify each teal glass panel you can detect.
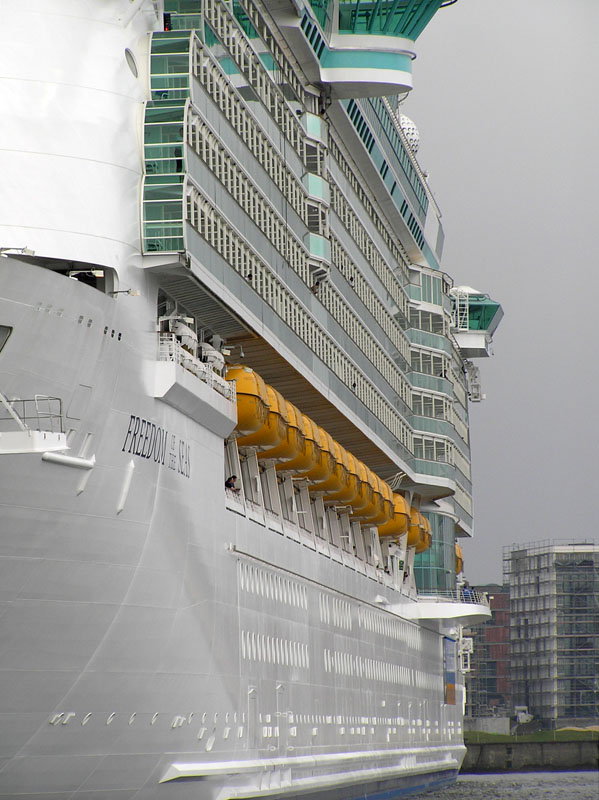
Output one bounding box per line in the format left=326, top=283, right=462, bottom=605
left=164, top=0, right=202, bottom=29
left=217, top=57, right=241, bottom=76
left=144, top=184, right=185, bottom=202
left=169, top=14, right=203, bottom=30
left=144, top=221, right=184, bottom=236
left=144, top=123, right=184, bottom=144
left=145, top=105, right=185, bottom=123
left=321, top=49, right=412, bottom=72
left=143, top=33, right=189, bottom=255
left=304, top=233, right=331, bottom=261
left=467, top=300, right=502, bottom=331
left=337, top=0, right=443, bottom=39
left=143, top=200, right=184, bottom=222
left=414, top=513, right=455, bottom=593
left=303, top=174, right=330, bottom=203
left=304, top=113, right=327, bottom=144
left=144, top=143, right=184, bottom=160
left=143, top=235, right=185, bottom=253
left=407, top=329, right=452, bottom=354
left=204, top=26, right=218, bottom=47
left=412, top=459, right=454, bottom=479
left=233, top=1, right=260, bottom=38
left=308, top=0, right=334, bottom=32
left=259, top=53, right=276, bottom=71
left=150, top=54, right=190, bottom=73
left=409, top=373, right=452, bottom=394
left=165, top=0, right=201, bottom=11
left=411, top=416, right=453, bottom=437
left=145, top=157, right=184, bottom=175
left=151, top=75, right=190, bottom=91
left=144, top=174, right=185, bottom=186
left=151, top=34, right=192, bottom=54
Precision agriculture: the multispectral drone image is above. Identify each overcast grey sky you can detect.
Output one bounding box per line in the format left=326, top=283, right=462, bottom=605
left=404, top=0, right=599, bottom=584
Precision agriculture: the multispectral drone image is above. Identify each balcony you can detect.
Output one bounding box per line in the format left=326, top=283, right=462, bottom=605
left=151, top=333, right=237, bottom=437
left=0, top=394, right=67, bottom=455
left=397, top=588, right=492, bottom=624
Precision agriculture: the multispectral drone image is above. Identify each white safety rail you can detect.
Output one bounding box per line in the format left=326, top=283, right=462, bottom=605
left=0, top=393, right=63, bottom=433
left=417, top=588, right=489, bottom=608
left=158, top=333, right=236, bottom=404
left=0, top=392, right=66, bottom=454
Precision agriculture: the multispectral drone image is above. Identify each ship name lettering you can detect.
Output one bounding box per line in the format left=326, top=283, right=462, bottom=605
left=122, top=414, right=173, bottom=468
left=178, top=440, right=191, bottom=478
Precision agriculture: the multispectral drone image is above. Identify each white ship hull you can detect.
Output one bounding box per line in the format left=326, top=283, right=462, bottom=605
left=0, top=260, right=464, bottom=797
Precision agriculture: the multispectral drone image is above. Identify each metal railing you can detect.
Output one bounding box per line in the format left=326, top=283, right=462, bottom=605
left=417, top=588, right=490, bottom=607
left=0, top=393, right=63, bottom=433
left=158, top=333, right=236, bottom=403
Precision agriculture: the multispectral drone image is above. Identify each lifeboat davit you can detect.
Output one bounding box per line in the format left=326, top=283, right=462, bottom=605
left=227, top=366, right=402, bottom=529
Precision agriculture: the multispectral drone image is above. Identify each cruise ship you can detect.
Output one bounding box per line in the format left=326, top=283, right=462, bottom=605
left=0, top=1, right=502, bottom=798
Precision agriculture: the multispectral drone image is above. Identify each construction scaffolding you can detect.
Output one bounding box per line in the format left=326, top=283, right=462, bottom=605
left=465, top=584, right=511, bottom=718
left=503, top=540, right=599, bottom=728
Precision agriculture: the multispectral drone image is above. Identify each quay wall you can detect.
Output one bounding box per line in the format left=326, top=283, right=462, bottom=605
left=462, top=740, right=599, bottom=772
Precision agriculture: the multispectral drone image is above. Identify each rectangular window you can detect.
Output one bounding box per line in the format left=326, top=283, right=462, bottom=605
left=422, top=274, right=432, bottom=303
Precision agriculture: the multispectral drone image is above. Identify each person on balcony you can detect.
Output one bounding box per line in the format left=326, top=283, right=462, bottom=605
left=225, top=475, right=239, bottom=492
left=461, top=581, right=474, bottom=602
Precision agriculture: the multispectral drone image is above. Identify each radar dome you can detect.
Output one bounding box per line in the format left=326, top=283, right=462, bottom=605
left=399, top=114, right=420, bottom=154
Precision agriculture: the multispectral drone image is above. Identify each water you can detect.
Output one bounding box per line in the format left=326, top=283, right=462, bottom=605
left=424, top=771, right=599, bottom=799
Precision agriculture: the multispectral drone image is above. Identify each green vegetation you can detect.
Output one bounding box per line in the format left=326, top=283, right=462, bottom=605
left=465, top=729, right=599, bottom=744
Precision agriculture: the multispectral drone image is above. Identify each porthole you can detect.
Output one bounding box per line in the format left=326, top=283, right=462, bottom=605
left=125, top=48, right=138, bottom=78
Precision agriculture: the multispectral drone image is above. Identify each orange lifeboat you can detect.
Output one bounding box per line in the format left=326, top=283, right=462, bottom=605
left=277, top=412, right=320, bottom=475
left=258, top=398, right=305, bottom=462
left=361, top=475, right=392, bottom=527
left=324, top=444, right=361, bottom=505
left=407, top=507, right=424, bottom=548
left=455, top=542, right=464, bottom=575
left=415, top=513, right=432, bottom=554
left=236, top=384, right=288, bottom=449
left=226, top=365, right=269, bottom=436
left=350, top=459, right=374, bottom=517
left=377, top=493, right=410, bottom=539
left=309, top=436, right=348, bottom=496
left=352, top=468, right=385, bottom=525
left=302, top=425, right=335, bottom=485
left=325, top=451, right=362, bottom=507
left=378, top=480, right=394, bottom=527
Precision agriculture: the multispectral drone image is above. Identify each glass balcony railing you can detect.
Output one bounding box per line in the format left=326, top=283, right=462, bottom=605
left=337, top=0, right=445, bottom=39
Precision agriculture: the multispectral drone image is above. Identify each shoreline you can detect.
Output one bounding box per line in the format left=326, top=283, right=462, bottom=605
left=462, top=739, right=599, bottom=773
